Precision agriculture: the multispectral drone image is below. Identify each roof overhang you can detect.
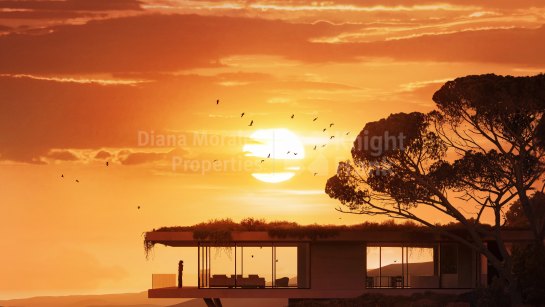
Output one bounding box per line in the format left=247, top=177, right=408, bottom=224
left=144, top=230, right=534, bottom=247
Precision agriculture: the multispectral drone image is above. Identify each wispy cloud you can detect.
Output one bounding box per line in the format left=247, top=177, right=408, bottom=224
left=249, top=3, right=480, bottom=12
left=1, top=74, right=148, bottom=85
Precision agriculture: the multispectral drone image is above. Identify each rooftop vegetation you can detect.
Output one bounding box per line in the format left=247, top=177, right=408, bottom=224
left=143, top=218, right=528, bottom=258
left=144, top=218, right=429, bottom=258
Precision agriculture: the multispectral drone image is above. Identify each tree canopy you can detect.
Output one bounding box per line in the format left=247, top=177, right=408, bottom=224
left=326, top=73, right=545, bottom=303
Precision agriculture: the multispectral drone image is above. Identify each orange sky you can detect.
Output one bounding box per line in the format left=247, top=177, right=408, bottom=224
left=1, top=0, right=545, bottom=300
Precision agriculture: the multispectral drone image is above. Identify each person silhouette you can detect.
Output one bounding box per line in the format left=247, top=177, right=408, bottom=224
left=178, top=260, right=184, bottom=288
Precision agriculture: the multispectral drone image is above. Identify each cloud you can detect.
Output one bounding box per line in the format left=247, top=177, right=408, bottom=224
left=0, top=0, right=143, bottom=12
left=0, top=0, right=143, bottom=34
left=118, top=150, right=169, bottom=165
left=46, top=149, right=79, bottom=161
left=0, top=9, right=95, bottom=19
left=94, top=150, right=113, bottom=160
left=0, top=14, right=353, bottom=74
left=0, top=74, right=175, bottom=163
left=176, top=0, right=545, bottom=10
left=355, top=25, right=545, bottom=65
left=0, top=14, right=544, bottom=76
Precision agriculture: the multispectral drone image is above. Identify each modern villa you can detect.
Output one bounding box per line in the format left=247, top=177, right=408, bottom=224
left=144, top=222, right=533, bottom=307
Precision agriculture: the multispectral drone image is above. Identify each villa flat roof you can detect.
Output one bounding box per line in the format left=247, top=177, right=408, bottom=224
left=145, top=230, right=534, bottom=247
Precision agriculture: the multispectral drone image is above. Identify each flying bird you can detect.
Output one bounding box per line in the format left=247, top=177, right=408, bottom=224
left=216, top=99, right=219, bottom=105
left=267, top=153, right=271, bottom=158
left=261, top=159, right=265, bottom=163
left=322, top=144, right=326, bottom=147
left=106, top=161, right=109, bottom=166
left=346, top=131, right=350, bottom=135
left=330, top=123, right=334, bottom=127
left=213, top=160, right=218, bottom=163
left=294, top=152, right=298, bottom=155
left=249, top=120, right=253, bottom=126
left=313, top=145, right=317, bottom=150
left=138, top=206, right=141, bottom=210
left=322, top=128, right=326, bottom=132
left=291, top=114, right=294, bottom=119
left=330, top=136, right=335, bottom=139
left=241, top=112, right=245, bottom=117
left=61, top=174, right=64, bottom=178
left=313, top=117, right=318, bottom=121
left=75, top=179, right=79, bottom=183
left=287, top=151, right=290, bottom=154
left=314, top=172, right=318, bottom=176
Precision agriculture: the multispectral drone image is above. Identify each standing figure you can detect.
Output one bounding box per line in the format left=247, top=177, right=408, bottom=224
left=178, top=260, right=184, bottom=288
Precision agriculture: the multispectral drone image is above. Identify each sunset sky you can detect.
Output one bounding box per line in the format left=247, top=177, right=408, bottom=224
left=1, top=0, right=545, bottom=300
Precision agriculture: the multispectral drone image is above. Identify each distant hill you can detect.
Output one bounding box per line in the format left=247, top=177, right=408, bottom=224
left=0, top=291, right=287, bottom=307
left=0, top=291, right=186, bottom=307
left=367, top=261, right=434, bottom=276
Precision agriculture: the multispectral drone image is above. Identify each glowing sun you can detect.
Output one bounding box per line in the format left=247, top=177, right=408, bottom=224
left=243, top=128, right=305, bottom=183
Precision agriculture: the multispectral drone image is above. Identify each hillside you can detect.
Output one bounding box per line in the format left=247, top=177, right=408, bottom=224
left=367, top=261, right=434, bottom=276
left=0, top=291, right=286, bottom=307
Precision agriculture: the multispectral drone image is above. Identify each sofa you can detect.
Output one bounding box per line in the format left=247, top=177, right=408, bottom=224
left=209, top=274, right=265, bottom=288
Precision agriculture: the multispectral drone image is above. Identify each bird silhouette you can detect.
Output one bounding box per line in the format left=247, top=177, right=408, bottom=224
left=267, top=153, right=271, bottom=158
left=249, top=120, right=253, bottom=126
left=287, top=151, right=290, bottom=154
left=314, top=172, right=318, bottom=176
left=322, top=128, right=326, bottom=132
left=216, top=99, right=219, bottom=105
left=75, top=179, right=79, bottom=183
left=330, top=136, right=335, bottom=139
left=330, top=123, right=334, bottom=127
left=291, top=114, right=294, bottom=119
left=294, top=152, right=298, bottom=155
left=261, top=159, right=265, bottom=163
left=138, top=206, right=141, bottom=210
left=213, top=160, right=218, bottom=163
left=346, top=131, right=350, bottom=135
left=241, top=112, right=245, bottom=117
left=322, top=144, right=326, bottom=147
left=61, top=174, right=64, bottom=178
left=313, top=145, right=317, bottom=150
left=313, top=117, right=318, bottom=121
left=106, top=161, right=109, bottom=166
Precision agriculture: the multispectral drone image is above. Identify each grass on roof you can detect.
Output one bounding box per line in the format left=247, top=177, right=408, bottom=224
left=150, top=218, right=425, bottom=236
left=143, top=218, right=528, bottom=258
left=143, top=218, right=427, bottom=258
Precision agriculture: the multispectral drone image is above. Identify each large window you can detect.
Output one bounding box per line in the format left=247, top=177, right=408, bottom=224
left=366, top=245, right=435, bottom=288
left=198, top=243, right=307, bottom=289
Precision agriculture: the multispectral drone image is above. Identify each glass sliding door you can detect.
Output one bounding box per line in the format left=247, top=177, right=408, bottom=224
left=366, top=246, right=403, bottom=288
left=405, top=246, right=435, bottom=288
left=366, top=244, right=437, bottom=288
left=198, top=242, right=309, bottom=289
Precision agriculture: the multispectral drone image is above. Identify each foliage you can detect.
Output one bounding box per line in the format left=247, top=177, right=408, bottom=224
left=512, top=243, right=545, bottom=304
left=505, top=192, right=545, bottom=238
left=472, top=279, right=511, bottom=307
